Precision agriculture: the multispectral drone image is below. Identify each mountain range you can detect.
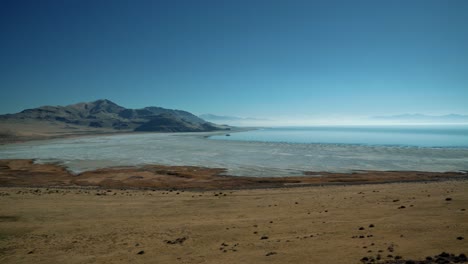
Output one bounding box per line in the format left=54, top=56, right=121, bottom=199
left=371, top=114, right=468, bottom=123
left=0, top=99, right=228, bottom=133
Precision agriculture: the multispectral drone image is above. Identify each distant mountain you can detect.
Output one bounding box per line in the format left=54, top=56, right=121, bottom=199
left=0, top=99, right=228, bottom=132
left=372, top=114, right=468, bottom=123
left=199, top=114, right=269, bottom=125
left=199, top=114, right=244, bottom=121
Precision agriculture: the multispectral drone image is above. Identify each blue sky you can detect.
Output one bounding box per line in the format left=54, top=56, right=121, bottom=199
left=1, top=0, right=467, bottom=119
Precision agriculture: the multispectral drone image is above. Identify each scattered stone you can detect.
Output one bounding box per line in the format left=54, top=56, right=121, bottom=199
left=359, top=227, right=365, bottom=230
left=457, top=236, right=464, bottom=240
left=369, top=224, right=374, bottom=228
left=266, top=252, right=277, bottom=256
left=260, top=236, right=269, bottom=240
left=137, top=250, right=145, bottom=255
left=165, top=237, right=187, bottom=245
left=360, top=251, right=467, bottom=264
left=446, top=197, right=453, bottom=201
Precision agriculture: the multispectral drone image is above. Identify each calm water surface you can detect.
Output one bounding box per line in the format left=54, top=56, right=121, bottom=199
left=211, top=125, right=468, bottom=148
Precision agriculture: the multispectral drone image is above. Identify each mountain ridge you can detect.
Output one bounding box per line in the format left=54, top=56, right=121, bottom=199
left=0, top=99, right=228, bottom=132
left=372, top=113, right=468, bottom=123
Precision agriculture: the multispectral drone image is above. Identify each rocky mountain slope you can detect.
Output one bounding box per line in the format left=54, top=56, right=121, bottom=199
left=0, top=99, right=228, bottom=132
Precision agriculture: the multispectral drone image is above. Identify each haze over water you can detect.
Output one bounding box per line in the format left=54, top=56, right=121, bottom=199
left=211, top=125, right=468, bottom=148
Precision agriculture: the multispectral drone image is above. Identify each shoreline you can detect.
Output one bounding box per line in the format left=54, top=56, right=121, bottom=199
left=1, top=159, right=467, bottom=190
left=2, top=131, right=468, bottom=177
left=0, top=126, right=257, bottom=146
left=1, top=136, right=467, bottom=264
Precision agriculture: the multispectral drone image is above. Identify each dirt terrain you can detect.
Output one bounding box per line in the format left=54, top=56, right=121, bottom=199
left=0, top=159, right=467, bottom=263
left=0, top=180, right=467, bottom=264
left=1, top=159, right=466, bottom=190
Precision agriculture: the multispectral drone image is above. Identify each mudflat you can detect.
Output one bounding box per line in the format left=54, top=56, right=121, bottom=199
left=1, top=159, right=467, bottom=190
left=0, top=162, right=467, bottom=263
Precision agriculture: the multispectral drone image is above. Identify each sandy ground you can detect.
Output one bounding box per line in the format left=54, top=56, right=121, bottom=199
left=0, top=180, right=467, bottom=264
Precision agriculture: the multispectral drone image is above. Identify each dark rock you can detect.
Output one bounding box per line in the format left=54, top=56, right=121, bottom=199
left=459, top=253, right=467, bottom=262
left=137, top=250, right=145, bottom=255
left=439, top=252, right=450, bottom=258
left=165, top=237, right=187, bottom=245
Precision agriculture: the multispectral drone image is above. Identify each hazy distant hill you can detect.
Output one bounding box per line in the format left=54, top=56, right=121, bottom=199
left=199, top=114, right=269, bottom=126
left=372, top=114, right=468, bottom=123
left=0, top=99, right=228, bottom=132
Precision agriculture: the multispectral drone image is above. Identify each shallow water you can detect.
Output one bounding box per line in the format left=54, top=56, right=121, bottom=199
left=1, top=131, right=467, bottom=177
left=210, top=125, right=468, bottom=148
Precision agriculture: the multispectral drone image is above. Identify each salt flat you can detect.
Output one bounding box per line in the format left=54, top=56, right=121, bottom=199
left=0, top=132, right=467, bottom=176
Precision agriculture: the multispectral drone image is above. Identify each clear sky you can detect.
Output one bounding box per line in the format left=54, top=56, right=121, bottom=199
left=1, top=0, right=467, bottom=119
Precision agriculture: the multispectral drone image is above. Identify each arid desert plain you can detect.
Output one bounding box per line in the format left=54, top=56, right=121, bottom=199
left=0, top=158, right=467, bottom=264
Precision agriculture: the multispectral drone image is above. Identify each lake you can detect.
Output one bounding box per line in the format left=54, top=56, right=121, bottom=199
left=211, top=125, right=468, bottom=148
left=1, top=126, right=467, bottom=177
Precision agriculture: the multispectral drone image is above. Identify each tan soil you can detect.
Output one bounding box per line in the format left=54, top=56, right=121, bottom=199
left=0, top=159, right=467, bottom=263
left=0, top=181, right=467, bottom=263
left=0, top=159, right=466, bottom=190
